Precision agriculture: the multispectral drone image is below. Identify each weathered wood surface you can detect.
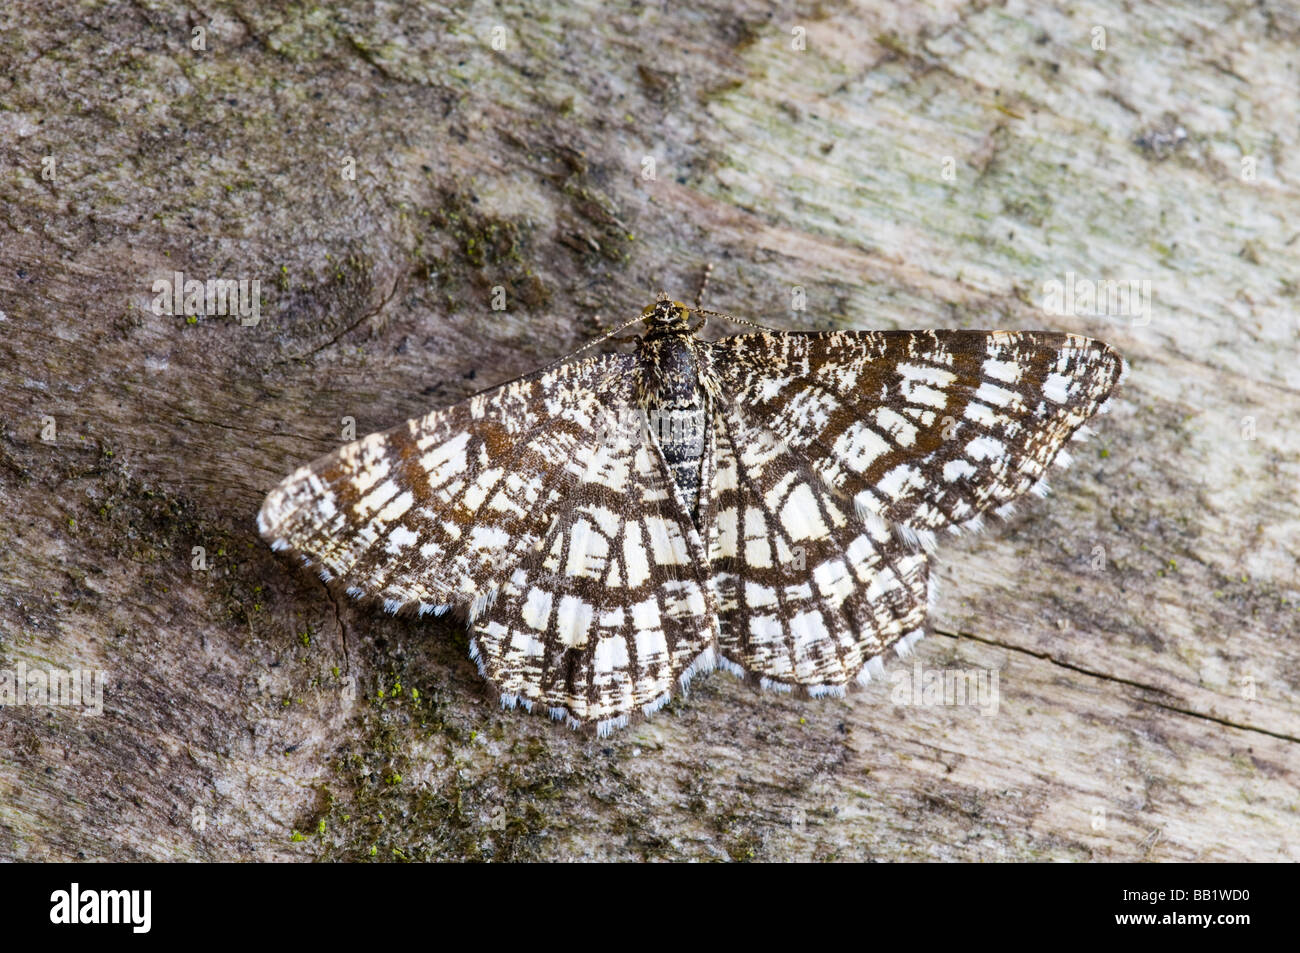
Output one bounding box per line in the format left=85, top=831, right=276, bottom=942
left=1, top=0, right=1296, bottom=861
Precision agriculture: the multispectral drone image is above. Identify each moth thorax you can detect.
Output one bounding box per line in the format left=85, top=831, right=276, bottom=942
left=641, top=295, right=691, bottom=336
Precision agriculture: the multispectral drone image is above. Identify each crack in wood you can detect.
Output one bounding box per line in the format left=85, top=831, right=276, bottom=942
left=936, top=627, right=1300, bottom=745
left=323, top=580, right=351, bottom=677
left=281, top=275, right=403, bottom=366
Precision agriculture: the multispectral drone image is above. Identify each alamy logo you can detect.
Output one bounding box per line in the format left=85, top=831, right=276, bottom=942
left=1042, top=271, right=1151, bottom=326
left=151, top=270, right=261, bottom=326
left=890, top=660, right=1000, bottom=717
left=0, top=662, right=104, bottom=716
left=49, top=883, right=151, bottom=933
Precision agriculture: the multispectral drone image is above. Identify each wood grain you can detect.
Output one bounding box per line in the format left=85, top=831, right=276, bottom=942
left=0, top=0, right=1295, bottom=861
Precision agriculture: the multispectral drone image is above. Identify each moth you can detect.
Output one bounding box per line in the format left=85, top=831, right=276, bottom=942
left=259, top=292, right=1124, bottom=735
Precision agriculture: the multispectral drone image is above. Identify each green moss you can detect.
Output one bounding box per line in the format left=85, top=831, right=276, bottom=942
left=417, top=188, right=553, bottom=313
left=308, top=658, right=654, bottom=862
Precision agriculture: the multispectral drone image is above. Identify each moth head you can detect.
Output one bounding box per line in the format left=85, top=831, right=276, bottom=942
left=641, top=291, right=691, bottom=333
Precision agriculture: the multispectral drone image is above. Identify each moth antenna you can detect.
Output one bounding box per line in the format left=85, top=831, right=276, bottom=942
left=693, top=261, right=714, bottom=309
left=530, top=313, right=643, bottom=376
left=694, top=307, right=782, bottom=333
